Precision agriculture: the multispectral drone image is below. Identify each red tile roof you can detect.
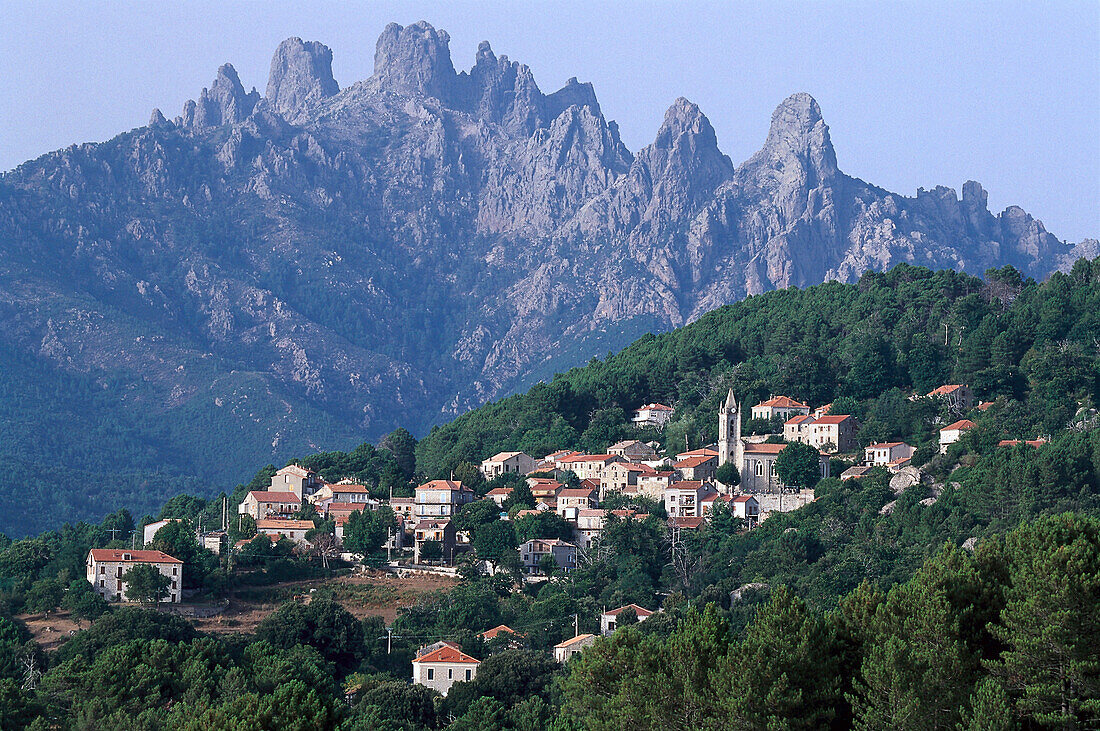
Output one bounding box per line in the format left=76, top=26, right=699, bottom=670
left=997, top=439, right=1047, bottom=448
left=486, top=487, right=514, bottom=496
left=785, top=414, right=815, bottom=425
left=813, top=414, right=853, bottom=425
left=558, top=454, right=619, bottom=464
left=603, top=603, right=654, bottom=618
left=257, top=519, right=315, bottom=530
left=942, top=419, right=977, bottom=431
left=674, top=455, right=717, bottom=469
left=927, top=384, right=968, bottom=397
left=977, top=401, right=995, bottom=411
left=867, top=442, right=907, bottom=449
left=248, top=491, right=301, bottom=503
left=732, top=495, right=756, bottom=503
left=415, top=645, right=480, bottom=664
left=558, top=488, right=597, bottom=498
left=416, top=480, right=471, bottom=492
left=89, top=549, right=182, bottom=564
left=668, top=480, right=704, bottom=491
left=744, top=443, right=787, bottom=454
left=636, top=403, right=673, bottom=412
left=756, top=396, right=809, bottom=409
left=479, top=624, right=524, bottom=640
left=676, top=448, right=719, bottom=459
left=668, top=517, right=706, bottom=529
left=555, top=633, right=596, bottom=649
left=331, top=484, right=370, bottom=494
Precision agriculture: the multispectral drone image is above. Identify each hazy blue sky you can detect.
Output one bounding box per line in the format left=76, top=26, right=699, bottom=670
left=2, top=1, right=1097, bottom=240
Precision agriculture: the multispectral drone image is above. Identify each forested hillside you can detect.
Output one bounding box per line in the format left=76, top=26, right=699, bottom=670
left=417, top=260, right=1100, bottom=477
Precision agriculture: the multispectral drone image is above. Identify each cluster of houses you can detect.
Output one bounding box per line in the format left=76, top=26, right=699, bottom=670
left=83, top=382, right=1033, bottom=616
left=411, top=602, right=658, bottom=695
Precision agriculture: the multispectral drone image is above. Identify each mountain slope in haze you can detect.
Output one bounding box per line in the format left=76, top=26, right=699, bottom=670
left=0, top=21, right=1093, bottom=534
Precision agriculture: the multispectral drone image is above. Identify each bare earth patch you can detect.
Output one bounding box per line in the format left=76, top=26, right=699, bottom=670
left=191, top=569, right=457, bottom=635
left=18, top=611, right=83, bottom=652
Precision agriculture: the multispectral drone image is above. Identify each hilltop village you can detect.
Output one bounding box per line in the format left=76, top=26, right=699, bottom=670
left=78, top=382, right=1015, bottom=695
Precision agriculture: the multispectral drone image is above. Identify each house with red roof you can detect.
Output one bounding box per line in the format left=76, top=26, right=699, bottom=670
left=806, top=414, right=859, bottom=452
left=864, top=442, right=917, bottom=471
left=86, top=549, right=183, bottom=603
left=997, top=438, right=1048, bottom=448
left=751, top=396, right=810, bottom=421
left=730, top=495, right=760, bottom=526
left=940, top=419, right=977, bottom=453
left=556, top=486, right=599, bottom=519
left=925, top=384, right=974, bottom=411
left=412, top=641, right=480, bottom=695
left=673, top=453, right=718, bottom=481
left=600, top=604, right=654, bottom=635
left=480, top=451, right=537, bottom=480
left=238, top=491, right=301, bottom=520
left=554, top=633, right=598, bottom=662
left=555, top=454, right=624, bottom=481
left=269, top=463, right=325, bottom=499
left=256, top=519, right=315, bottom=546
left=631, top=403, right=675, bottom=428
left=414, top=480, right=474, bottom=520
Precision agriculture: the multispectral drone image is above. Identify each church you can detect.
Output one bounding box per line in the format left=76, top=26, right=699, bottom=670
left=718, top=390, right=830, bottom=493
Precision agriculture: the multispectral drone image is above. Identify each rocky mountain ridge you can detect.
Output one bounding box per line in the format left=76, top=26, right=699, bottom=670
left=0, top=21, right=1093, bottom=523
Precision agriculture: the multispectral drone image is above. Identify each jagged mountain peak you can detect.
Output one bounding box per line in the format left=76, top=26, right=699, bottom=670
left=179, top=62, right=259, bottom=129
left=640, top=97, right=733, bottom=187
left=266, top=37, right=339, bottom=121
left=373, top=20, right=457, bottom=98
left=749, top=92, right=838, bottom=182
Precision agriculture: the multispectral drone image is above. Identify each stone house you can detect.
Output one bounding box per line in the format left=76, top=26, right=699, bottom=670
left=925, top=384, right=974, bottom=412
left=255, top=518, right=315, bottom=545
left=806, top=414, right=858, bottom=452
left=556, top=487, right=598, bottom=520
left=631, top=403, right=675, bottom=428
left=480, top=451, right=537, bottom=480
left=783, top=414, right=816, bottom=443
left=750, top=396, right=811, bottom=421
left=239, top=491, right=301, bottom=520
left=414, top=480, right=474, bottom=520
left=730, top=495, right=760, bottom=526
left=574, top=509, right=606, bottom=549
left=411, top=642, right=480, bottom=695
left=602, top=462, right=655, bottom=495
left=607, top=440, right=657, bottom=461
left=269, top=464, right=325, bottom=499
left=554, top=633, right=597, bottom=662
left=389, top=497, right=415, bottom=521
left=520, top=538, right=577, bottom=575
left=864, top=442, right=917, bottom=468
left=673, top=454, right=717, bottom=481
left=485, top=487, right=513, bottom=507
left=86, top=549, right=183, bottom=603
left=600, top=604, right=654, bottom=635
left=635, top=470, right=675, bottom=500
left=556, top=454, right=624, bottom=481
left=413, top=519, right=457, bottom=564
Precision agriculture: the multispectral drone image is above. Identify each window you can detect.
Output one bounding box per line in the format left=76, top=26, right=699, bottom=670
left=172, top=568, right=178, bottom=576
left=100, top=566, right=105, bottom=574
left=754, top=461, right=764, bottom=477
left=465, top=669, right=472, bottom=681
left=447, top=669, right=453, bottom=679
left=172, top=581, right=177, bottom=589
left=99, top=580, right=104, bottom=588
left=427, top=669, right=434, bottom=680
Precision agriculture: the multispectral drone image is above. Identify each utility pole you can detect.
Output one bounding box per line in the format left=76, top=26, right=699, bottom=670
left=386, top=627, right=393, bottom=655
left=573, top=613, right=579, bottom=637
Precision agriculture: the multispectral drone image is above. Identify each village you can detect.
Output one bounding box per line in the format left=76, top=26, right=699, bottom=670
left=75, top=381, right=1034, bottom=696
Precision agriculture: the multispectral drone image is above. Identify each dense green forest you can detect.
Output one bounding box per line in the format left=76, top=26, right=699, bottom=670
left=2, top=261, right=1099, bottom=729
left=416, top=261, right=1100, bottom=475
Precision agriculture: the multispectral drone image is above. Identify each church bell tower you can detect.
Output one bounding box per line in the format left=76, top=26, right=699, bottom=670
left=718, top=389, right=743, bottom=468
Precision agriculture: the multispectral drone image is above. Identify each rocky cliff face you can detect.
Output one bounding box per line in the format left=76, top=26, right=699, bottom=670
left=0, top=21, right=1089, bottom=502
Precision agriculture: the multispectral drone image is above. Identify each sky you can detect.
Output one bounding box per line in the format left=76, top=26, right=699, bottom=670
left=2, top=1, right=1097, bottom=241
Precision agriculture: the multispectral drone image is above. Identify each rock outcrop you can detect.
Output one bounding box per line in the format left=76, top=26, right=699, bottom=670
left=265, top=37, right=339, bottom=122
